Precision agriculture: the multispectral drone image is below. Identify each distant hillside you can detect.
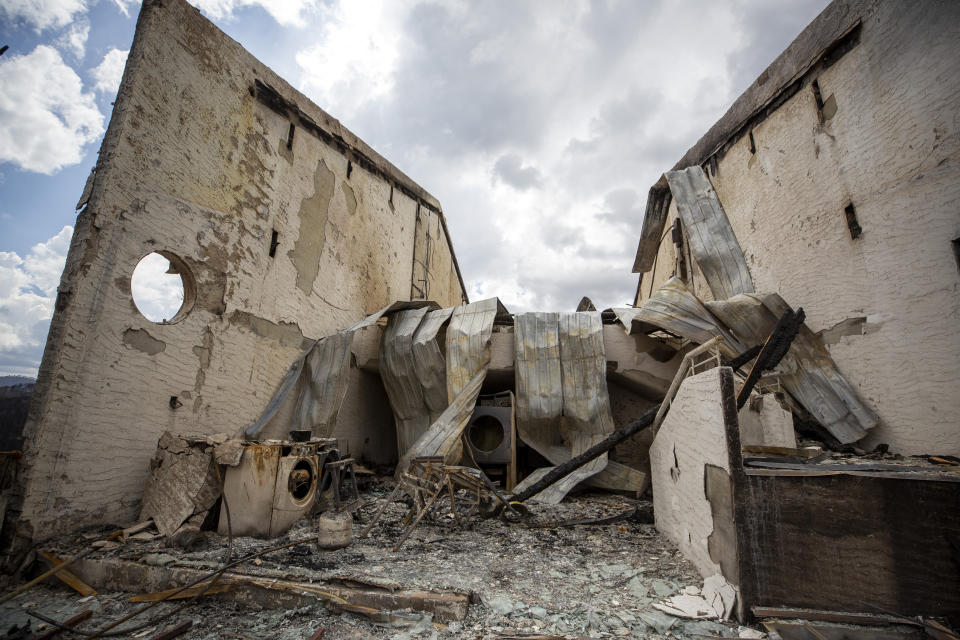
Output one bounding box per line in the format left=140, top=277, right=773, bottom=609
left=0, top=375, right=35, bottom=388
left=0, top=378, right=34, bottom=450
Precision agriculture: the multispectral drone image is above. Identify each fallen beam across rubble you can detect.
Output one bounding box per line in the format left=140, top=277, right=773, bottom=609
left=69, top=557, right=470, bottom=622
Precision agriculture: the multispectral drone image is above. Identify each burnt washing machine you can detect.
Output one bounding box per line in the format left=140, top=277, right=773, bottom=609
left=464, top=393, right=516, bottom=490
left=218, top=438, right=326, bottom=538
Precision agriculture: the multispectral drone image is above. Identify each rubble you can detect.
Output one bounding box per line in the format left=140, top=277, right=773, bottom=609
left=2, top=484, right=766, bottom=639
left=3, top=0, right=960, bottom=638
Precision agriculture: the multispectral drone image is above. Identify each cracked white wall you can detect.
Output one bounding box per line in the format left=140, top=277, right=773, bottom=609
left=637, top=0, right=960, bottom=456
left=13, top=0, right=465, bottom=539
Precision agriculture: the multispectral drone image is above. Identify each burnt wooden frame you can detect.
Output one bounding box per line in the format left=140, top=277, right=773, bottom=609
left=718, top=369, right=960, bottom=622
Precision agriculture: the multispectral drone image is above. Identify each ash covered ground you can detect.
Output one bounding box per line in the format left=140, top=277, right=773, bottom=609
left=1, top=478, right=764, bottom=639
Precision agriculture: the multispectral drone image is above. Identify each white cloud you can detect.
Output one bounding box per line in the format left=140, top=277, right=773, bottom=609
left=0, top=45, right=104, bottom=174
left=92, top=48, right=129, bottom=95
left=292, top=0, right=829, bottom=313
left=0, top=0, right=86, bottom=31
left=57, top=20, right=89, bottom=59
left=189, top=0, right=317, bottom=27
left=110, top=0, right=137, bottom=17
left=295, top=0, right=404, bottom=118
left=0, top=226, right=73, bottom=376
left=131, top=253, right=185, bottom=323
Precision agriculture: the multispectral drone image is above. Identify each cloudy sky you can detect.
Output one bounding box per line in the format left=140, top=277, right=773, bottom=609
left=0, top=0, right=830, bottom=376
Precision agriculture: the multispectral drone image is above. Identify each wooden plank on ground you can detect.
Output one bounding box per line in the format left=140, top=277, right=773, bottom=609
left=129, top=581, right=234, bottom=602
left=752, top=606, right=918, bottom=626
left=761, top=620, right=924, bottom=640
left=34, top=609, right=93, bottom=640
left=39, top=551, right=97, bottom=597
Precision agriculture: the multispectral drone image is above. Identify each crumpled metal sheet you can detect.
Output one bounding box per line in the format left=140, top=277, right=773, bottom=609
left=412, top=307, right=455, bottom=419
left=397, top=369, right=486, bottom=471
left=388, top=299, right=502, bottom=472
left=621, top=278, right=876, bottom=444
left=244, top=301, right=438, bottom=439
left=614, top=277, right=745, bottom=356
left=706, top=293, right=878, bottom=444
left=665, top=167, right=754, bottom=300
left=380, top=307, right=431, bottom=455
left=293, top=331, right=355, bottom=435
left=445, top=298, right=504, bottom=401
left=513, top=312, right=646, bottom=503
left=514, top=312, right=563, bottom=425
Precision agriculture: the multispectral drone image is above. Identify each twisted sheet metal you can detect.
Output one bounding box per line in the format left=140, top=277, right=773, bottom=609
left=707, top=293, right=878, bottom=444
left=665, top=166, right=754, bottom=300
left=412, top=307, right=455, bottom=420
left=390, top=299, right=502, bottom=472
left=614, top=278, right=876, bottom=445
left=244, top=300, right=437, bottom=439
left=512, top=312, right=646, bottom=503
left=380, top=307, right=431, bottom=454
left=292, top=331, right=355, bottom=435
left=615, top=277, right=745, bottom=355
left=445, top=298, right=502, bottom=402
left=397, top=369, right=486, bottom=471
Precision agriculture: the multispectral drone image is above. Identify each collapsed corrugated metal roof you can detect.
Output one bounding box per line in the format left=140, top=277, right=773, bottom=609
left=511, top=312, right=646, bottom=503
left=244, top=300, right=438, bottom=439
left=613, top=277, right=877, bottom=444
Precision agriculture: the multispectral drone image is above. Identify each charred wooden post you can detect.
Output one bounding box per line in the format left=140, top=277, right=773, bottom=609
left=510, top=405, right=660, bottom=504
left=735, top=308, right=805, bottom=410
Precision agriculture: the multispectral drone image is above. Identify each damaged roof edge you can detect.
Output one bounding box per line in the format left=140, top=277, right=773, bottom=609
left=633, top=0, right=866, bottom=274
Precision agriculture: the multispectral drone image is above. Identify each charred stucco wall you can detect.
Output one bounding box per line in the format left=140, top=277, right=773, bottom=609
left=13, top=0, right=465, bottom=539
left=637, top=0, right=960, bottom=455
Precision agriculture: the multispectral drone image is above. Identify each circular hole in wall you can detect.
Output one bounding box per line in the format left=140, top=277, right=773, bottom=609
left=130, top=251, right=195, bottom=324
left=468, top=415, right=505, bottom=453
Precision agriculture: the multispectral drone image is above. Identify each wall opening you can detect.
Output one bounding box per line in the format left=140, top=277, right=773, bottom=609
left=953, top=238, right=960, bottom=273
left=131, top=251, right=196, bottom=324
left=269, top=229, right=279, bottom=257
left=844, top=203, right=862, bottom=239
left=286, top=123, right=295, bottom=150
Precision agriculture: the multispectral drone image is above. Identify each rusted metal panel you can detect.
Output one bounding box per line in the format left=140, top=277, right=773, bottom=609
left=665, top=167, right=754, bottom=300
left=412, top=307, right=455, bottom=420
left=707, top=293, right=877, bottom=444
left=380, top=307, right=431, bottom=454
left=616, top=277, right=746, bottom=355
left=293, top=330, right=355, bottom=435
left=445, top=298, right=503, bottom=401
left=512, top=312, right=645, bottom=503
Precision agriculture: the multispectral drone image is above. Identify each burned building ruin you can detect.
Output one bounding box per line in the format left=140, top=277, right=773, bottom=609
left=1, top=0, right=958, bottom=638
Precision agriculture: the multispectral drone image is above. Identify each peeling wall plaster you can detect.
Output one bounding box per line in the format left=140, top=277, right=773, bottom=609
left=12, top=0, right=466, bottom=539
left=637, top=0, right=960, bottom=455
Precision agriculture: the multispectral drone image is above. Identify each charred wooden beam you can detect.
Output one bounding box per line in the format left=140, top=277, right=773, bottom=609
left=736, top=308, right=805, bottom=410
left=510, top=405, right=659, bottom=504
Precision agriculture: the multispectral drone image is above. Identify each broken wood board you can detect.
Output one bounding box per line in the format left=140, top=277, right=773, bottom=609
left=761, top=620, right=924, bottom=639
left=38, top=551, right=97, bottom=597
left=129, top=580, right=234, bottom=602
left=70, top=556, right=469, bottom=622
left=752, top=607, right=922, bottom=626
left=733, top=458, right=960, bottom=618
